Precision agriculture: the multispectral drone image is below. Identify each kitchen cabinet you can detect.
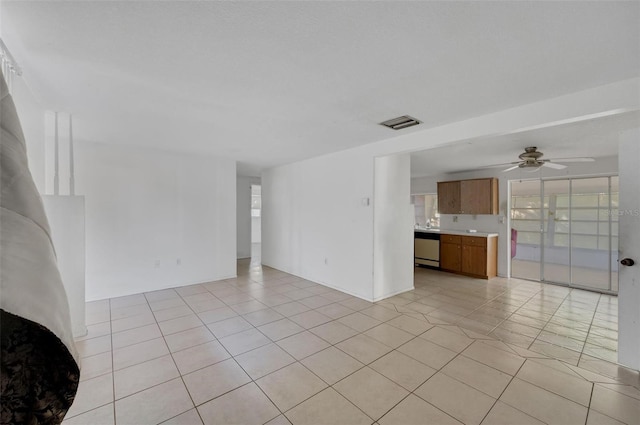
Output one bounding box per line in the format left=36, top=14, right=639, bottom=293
left=436, top=181, right=461, bottom=215
left=440, top=234, right=462, bottom=272
left=437, top=178, right=499, bottom=215
left=440, top=234, right=498, bottom=279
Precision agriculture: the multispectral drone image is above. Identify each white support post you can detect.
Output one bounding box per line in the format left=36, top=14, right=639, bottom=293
left=54, top=112, right=59, bottom=195
left=69, top=114, right=75, bottom=195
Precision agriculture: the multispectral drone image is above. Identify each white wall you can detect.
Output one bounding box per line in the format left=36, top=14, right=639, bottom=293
left=618, top=129, right=640, bottom=370
left=262, top=79, right=638, bottom=301
left=237, top=176, right=261, bottom=258
left=262, top=149, right=375, bottom=300
left=411, top=156, right=619, bottom=277
left=75, top=142, right=237, bottom=300
left=373, top=154, right=414, bottom=300
left=42, top=195, right=86, bottom=338
left=10, top=77, right=46, bottom=193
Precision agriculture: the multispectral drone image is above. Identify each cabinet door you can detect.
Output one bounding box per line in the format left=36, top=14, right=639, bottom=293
left=437, top=181, right=461, bottom=214
left=461, top=244, right=487, bottom=276
left=460, top=178, right=498, bottom=215
left=440, top=242, right=461, bottom=272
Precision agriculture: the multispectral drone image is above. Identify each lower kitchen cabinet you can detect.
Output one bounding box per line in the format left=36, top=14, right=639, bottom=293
left=440, top=236, right=462, bottom=272
left=440, top=234, right=497, bottom=279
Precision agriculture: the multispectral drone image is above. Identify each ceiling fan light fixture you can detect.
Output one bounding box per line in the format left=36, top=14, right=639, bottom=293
left=518, top=161, right=543, bottom=172
left=519, top=146, right=544, bottom=161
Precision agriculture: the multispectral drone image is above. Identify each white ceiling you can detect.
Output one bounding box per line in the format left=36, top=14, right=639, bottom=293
left=410, top=111, right=640, bottom=177
left=1, top=1, right=638, bottom=176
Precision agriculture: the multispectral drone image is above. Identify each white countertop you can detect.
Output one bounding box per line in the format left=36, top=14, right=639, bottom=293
left=415, top=228, right=499, bottom=237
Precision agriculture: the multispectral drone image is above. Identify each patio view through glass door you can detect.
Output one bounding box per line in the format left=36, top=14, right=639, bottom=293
left=511, top=176, right=619, bottom=293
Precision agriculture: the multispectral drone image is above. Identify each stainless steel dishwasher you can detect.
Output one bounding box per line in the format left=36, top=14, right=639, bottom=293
left=414, top=231, right=440, bottom=268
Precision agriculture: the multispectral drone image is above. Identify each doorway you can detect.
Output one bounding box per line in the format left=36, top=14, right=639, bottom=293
left=510, top=176, right=619, bottom=293
left=251, top=184, right=261, bottom=265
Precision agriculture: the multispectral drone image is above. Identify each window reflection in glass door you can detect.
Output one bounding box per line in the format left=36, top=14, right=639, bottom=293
left=510, top=176, right=618, bottom=294
left=542, top=179, right=571, bottom=285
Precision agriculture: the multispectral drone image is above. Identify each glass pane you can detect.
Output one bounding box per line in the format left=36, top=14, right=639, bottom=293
left=425, top=194, right=439, bottom=228
left=610, top=193, right=619, bottom=208
left=572, top=194, right=600, bottom=207
left=515, top=220, right=542, bottom=232
left=514, top=196, right=542, bottom=209
left=571, top=177, right=611, bottom=292
left=554, top=221, right=569, bottom=234
left=556, top=195, right=569, bottom=208
left=598, top=236, right=609, bottom=250
left=511, top=180, right=541, bottom=281
left=543, top=179, right=570, bottom=284
left=572, top=235, right=597, bottom=249
left=553, top=233, right=569, bottom=247
left=599, top=208, right=614, bottom=220
left=572, top=222, right=598, bottom=235
left=512, top=208, right=541, bottom=220
left=571, top=209, right=599, bottom=220
left=413, top=194, right=439, bottom=227
left=554, top=209, right=570, bottom=221
left=518, top=232, right=541, bottom=244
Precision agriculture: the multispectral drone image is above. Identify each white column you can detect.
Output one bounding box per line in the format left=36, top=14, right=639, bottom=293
left=45, top=111, right=73, bottom=195
left=53, top=112, right=59, bottom=195
left=69, top=114, right=75, bottom=195
left=373, top=153, right=414, bottom=301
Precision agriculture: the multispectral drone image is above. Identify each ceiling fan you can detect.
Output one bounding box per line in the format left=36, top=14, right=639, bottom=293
left=497, top=146, right=595, bottom=172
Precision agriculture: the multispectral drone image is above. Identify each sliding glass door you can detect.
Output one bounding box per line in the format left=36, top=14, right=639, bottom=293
left=511, top=176, right=618, bottom=293
left=510, top=180, right=542, bottom=281
left=542, top=180, right=571, bottom=285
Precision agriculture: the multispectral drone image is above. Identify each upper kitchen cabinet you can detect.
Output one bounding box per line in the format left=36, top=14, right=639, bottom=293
left=437, top=178, right=499, bottom=215
left=437, top=181, right=461, bottom=215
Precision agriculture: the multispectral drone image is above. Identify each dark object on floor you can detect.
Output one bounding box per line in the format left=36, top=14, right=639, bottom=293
left=1, top=309, right=80, bottom=424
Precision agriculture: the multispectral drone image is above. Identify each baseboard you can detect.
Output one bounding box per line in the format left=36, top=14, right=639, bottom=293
left=372, top=285, right=415, bottom=302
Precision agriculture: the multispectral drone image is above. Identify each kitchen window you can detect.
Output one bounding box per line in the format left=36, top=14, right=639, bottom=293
left=413, top=194, right=439, bottom=228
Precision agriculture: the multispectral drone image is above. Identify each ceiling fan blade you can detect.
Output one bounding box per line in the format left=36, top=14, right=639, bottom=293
left=548, top=157, right=595, bottom=163
left=542, top=162, right=567, bottom=170
left=502, top=165, right=520, bottom=172
left=482, top=161, right=520, bottom=169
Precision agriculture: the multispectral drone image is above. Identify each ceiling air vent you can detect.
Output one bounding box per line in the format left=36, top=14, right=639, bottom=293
left=380, top=115, right=421, bottom=130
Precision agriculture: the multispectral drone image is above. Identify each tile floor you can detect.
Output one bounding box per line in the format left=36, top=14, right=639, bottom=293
left=511, top=259, right=618, bottom=293
left=63, top=260, right=640, bottom=425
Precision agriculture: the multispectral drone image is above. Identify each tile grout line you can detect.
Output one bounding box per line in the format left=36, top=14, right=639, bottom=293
left=476, top=359, right=544, bottom=425
left=69, top=267, right=627, bottom=424
left=495, top=283, right=550, bottom=346
left=149, top=288, right=207, bottom=425
left=578, top=293, right=603, bottom=367
left=583, top=378, right=596, bottom=425
left=171, top=275, right=366, bottom=422
left=203, top=272, right=368, bottom=424
left=521, top=288, right=578, bottom=353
